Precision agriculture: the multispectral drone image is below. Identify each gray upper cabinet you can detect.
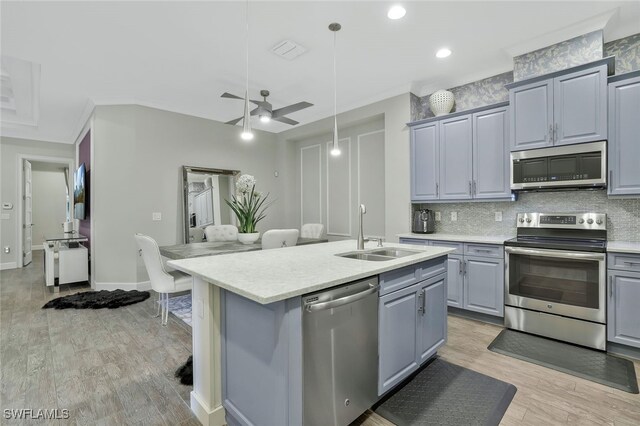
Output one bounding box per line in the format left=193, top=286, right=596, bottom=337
left=439, top=115, right=473, bottom=200
left=608, top=75, right=640, bottom=196
left=607, top=270, right=640, bottom=349
left=473, top=107, right=511, bottom=199
left=409, top=104, right=511, bottom=202
left=411, top=123, right=439, bottom=201
left=509, top=80, right=553, bottom=151
left=554, top=66, right=607, bottom=145
left=509, top=63, right=607, bottom=151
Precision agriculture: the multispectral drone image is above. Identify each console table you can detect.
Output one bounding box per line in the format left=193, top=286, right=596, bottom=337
left=43, top=233, right=89, bottom=291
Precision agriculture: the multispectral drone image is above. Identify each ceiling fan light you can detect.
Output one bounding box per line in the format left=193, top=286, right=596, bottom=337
left=387, top=5, right=406, bottom=20
left=240, top=130, right=254, bottom=141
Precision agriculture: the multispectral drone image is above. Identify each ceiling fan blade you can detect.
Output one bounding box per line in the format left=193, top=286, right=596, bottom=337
left=221, top=92, right=244, bottom=100
left=225, top=116, right=244, bottom=125
left=250, top=99, right=270, bottom=107
left=272, top=101, right=313, bottom=118
left=272, top=116, right=299, bottom=126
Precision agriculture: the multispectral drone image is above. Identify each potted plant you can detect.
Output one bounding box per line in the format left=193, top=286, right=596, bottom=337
left=226, top=174, right=272, bottom=244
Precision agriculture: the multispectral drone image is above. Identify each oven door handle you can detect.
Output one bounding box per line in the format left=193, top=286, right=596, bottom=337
left=504, top=246, right=605, bottom=261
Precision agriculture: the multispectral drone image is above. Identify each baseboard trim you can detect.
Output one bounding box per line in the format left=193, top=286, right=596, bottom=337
left=448, top=306, right=505, bottom=326
left=191, top=391, right=226, bottom=426
left=94, top=280, right=151, bottom=291
left=32, top=245, right=44, bottom=251
left=0, top=262, right=17, bottom=270
left=607, top=342, right=640, bottom=361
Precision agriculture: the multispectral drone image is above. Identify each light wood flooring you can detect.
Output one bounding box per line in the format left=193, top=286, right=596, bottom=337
left=356, top=315, right=640, bottom=426
left=3, top=253, right=640, bottom=425
left=0, top=252, right=199, bottom=425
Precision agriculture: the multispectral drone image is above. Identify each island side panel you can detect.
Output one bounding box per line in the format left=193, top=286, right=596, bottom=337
left=221, top=290, right=303, bottom=426
left=191, top=277, right=226, bottom=426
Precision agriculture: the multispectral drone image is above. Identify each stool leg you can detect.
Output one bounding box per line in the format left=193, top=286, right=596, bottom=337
left=153, top=292, right=161, bottom=318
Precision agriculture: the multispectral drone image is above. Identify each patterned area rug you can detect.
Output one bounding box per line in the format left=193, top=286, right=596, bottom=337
left=42, top=290, right=150, bottom=309
left=159, top=294, right=192, bottom=327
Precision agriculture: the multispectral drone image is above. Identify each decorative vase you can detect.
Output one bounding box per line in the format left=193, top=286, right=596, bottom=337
left=429, top=90, right=455, bottom=116
left=238, top=232, right=260, bottom=245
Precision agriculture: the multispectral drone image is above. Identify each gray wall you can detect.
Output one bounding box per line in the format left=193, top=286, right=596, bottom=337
left=0, top=137, right=75, bottom=268
left=31, top=167, right=68, bottom=248
left=91, top=105, right=284, bottom=287
left=605, top=33, right=640, bottom=74
left=413, top=191, right=640, bottom=242
left=278, top=94, right=411, bottom=244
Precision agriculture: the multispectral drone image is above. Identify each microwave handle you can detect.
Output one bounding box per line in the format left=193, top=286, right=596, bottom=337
left=548, top=124, right=553, bottom=142
left=504, top=246, right=605, bottom=261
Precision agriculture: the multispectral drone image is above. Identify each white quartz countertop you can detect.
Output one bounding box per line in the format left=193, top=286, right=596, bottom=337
left=397, top=233, right=512, bottom=245
left=607, top=241, right=640, bottom=255
left=167, top=240, right=454, bottom=304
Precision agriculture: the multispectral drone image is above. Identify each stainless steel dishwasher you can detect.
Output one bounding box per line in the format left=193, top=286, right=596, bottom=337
left=302, top=277, right=379, bottom=426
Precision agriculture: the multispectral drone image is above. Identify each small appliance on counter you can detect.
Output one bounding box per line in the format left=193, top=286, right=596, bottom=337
left=412, top=209, right=435, bottom=234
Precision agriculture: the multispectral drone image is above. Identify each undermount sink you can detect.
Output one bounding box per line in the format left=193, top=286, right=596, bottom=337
left=368, top=248, right=422, bottom=258
left=336, top=247, right=423, bottom=261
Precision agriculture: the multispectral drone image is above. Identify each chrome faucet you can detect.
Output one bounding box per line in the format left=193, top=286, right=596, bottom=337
left=357, top=204, right=367, bottom=250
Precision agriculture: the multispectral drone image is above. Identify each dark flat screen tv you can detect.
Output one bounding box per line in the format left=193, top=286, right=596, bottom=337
left=74, top=163, right=87, bottom=220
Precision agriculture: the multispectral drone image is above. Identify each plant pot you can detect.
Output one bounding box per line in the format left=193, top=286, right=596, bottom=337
left=238, top=232, right=260, bottom=245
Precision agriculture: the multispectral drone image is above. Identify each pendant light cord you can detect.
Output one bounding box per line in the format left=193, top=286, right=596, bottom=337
left=333, top=30, right=337, bottom=123
left=245, top=0, right=249, bottom=100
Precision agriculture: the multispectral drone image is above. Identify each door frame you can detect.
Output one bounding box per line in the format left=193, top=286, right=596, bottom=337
left=16, top=154, right=75, bottom=268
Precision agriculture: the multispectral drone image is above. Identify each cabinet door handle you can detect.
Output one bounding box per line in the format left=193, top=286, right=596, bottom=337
left=469, top=181, right=472, bottom=196
left=554, top=123, right=558, bottom=142
left=422, top=289, right=426, bottom=316
left=548, top=124, right=553, bottom=142
left=463, top=261, right=467, bottom=275
left=459, top=261, right=462, bottom=274
left=418, top=290, right=424, bottom=313
left=609, top=276, right=613, bottom=298
left=473, top=180, right=477, bottom=196
left=436, top=182, right=439, bottom=197
left=609, top=170, right=613, bottom=189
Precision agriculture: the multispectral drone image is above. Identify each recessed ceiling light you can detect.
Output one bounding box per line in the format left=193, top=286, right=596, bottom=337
left=387, top=5, right=406, bottom=20
left=436, top=48, right=452, bottom=58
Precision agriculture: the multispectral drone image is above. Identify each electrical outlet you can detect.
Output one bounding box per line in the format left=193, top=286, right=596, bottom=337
left=152, top=212, right=162, bottom=221
left=435, top=211, right=441, bottom=221
left=451, top=212, right=457, bottom=222
left=4, top=246, right=10, bottom=254
left=495, top=211, right=503, bottom=222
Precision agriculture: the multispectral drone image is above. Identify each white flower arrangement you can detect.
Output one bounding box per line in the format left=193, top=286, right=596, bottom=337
left=226, top=174, right=272, bottom=233
left=236, top=174, right=256, bottom=194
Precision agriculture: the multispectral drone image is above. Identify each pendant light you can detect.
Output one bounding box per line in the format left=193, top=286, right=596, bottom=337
left=329, top=22, right=341, bottom=156
left=240, top=0, right=254, bottom=141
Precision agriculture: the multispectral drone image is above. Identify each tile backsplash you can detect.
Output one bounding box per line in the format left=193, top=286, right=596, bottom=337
left=605, top=33, right=640, bottom=74
left=413, top=190, right=640, bottom=242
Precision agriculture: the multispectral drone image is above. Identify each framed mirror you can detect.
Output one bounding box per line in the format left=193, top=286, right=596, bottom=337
left=182, top=166, right=240, bottom=244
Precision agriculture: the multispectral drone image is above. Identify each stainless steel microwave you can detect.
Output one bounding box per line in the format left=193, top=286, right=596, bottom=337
left=510, top=141, right=606, bottom=191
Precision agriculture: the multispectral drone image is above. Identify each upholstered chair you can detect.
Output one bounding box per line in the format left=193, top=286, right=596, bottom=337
left=204, top=225, right=238, bottom=242
left=261, top=229, right=300, bottom=250
left=301, top=223, right=325, bottom=239
left=135, top=233, right=192, bottom=326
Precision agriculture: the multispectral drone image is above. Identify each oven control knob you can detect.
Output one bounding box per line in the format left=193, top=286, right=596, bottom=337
left=587, top=218, right=594, bottom=224
left=596, top=219, right=603, bottom=225
left=526, top=218, right=532, bottom=223
left=547, top=304, right=553, bottom=309
left=519, top=218, right=525, bottom=223
left=579, top=218, right=585, bottom=224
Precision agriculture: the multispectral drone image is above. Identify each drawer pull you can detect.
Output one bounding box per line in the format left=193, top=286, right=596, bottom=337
left=624, top=261, right=640, bottom=266
left=474, top=249, right=493, bottom=253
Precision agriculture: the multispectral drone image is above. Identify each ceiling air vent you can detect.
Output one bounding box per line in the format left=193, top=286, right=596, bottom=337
left=271, top=40, right=307, bottom=60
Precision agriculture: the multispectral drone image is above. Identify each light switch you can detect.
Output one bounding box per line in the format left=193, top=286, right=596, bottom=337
left=495, top=212, right=503, bottom=222
left=451, top=212, right=457, bottom=222
left=435, top=212, right=441, bottom=221
left=152, top=212, right=162, bottom=221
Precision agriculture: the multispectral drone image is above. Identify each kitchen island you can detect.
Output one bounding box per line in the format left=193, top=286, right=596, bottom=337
left=168, top=240, right=454, bottom=426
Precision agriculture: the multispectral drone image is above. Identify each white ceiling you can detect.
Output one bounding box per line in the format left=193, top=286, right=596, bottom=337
left=1, top=1, right=639, bottom=144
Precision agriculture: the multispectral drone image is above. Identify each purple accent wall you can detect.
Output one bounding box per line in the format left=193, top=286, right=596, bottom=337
left=78, top=130, right=91, bottom=250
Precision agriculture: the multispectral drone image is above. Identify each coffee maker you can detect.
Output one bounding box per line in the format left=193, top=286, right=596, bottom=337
left=412, top=209, right=435, bottom=234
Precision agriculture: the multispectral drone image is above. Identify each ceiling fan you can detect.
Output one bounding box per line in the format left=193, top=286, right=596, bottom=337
left=222, top=90, right=313, bottom=126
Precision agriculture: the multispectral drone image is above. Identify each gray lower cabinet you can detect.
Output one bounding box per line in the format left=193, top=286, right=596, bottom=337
left=607, top=268, right=640, bottom=349
left=446, top=255, right=464, bottom=308
left=608, top=74, right=640, bottom=196
left=508, top=63, right=607, bottom=151
left=400, top=238, right=504, bottom=318
left=378, top=272, right=447, bottom=395
left=463, top=255, right=504, bottom=317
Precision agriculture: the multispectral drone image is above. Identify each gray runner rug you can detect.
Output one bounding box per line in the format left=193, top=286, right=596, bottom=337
left=375, top=357, right=517, bottom=426
left=488, top=329, right=638, bottom=394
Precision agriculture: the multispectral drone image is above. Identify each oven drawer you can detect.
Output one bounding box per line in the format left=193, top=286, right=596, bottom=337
left=464, top=243, right=502, bottom=258
left=608, top=253, right=640, bottom=272
left=429, top=241, right=464, bottom=255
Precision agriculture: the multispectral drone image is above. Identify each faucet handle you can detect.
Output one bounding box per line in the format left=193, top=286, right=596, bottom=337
left=369, top=237, right=384, bottom=247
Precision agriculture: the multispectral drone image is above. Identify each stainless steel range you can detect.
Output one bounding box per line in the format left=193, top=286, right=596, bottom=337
left=504, top=212, right=607, bottom=350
